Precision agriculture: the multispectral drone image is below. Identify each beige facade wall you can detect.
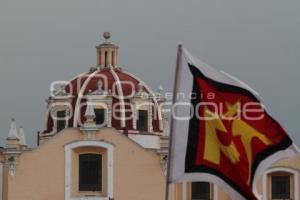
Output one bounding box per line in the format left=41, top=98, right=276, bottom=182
left=4, top=128, right=167, bottom=200
left=2, top=165, right=8, bottom=200
left=173, top=156, right=300, bottom=200
left=217, top=188, right=231, bottom=200
left=0, top=162, right=2, bottom=200
left=3, top=126, right=300, bottom=200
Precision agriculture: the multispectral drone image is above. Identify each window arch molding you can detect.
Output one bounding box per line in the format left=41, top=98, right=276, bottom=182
left=262, top=167, right=299, bottom=200
left=65, top=140, right=114, bottom=200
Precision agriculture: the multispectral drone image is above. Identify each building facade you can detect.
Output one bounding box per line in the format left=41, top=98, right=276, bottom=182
left=172, top=155, right=300, bottom=200
left=0, top=33, right=299, bottom=200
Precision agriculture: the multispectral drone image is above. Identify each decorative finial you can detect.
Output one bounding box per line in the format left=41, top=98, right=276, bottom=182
left=85, top=103, right=96, bottom=119
left=97, top=80, right=103, bottom=90
left=158, top=85, right=163, bottom=93
left=19, top=126, right=27, bottom=146
left=83, top=102, right=97, bottom=130
left=103, top=32, right=111, bottom=43
left=7, top=118, right=19, bottom=140
left=138, top=83, right=143, bottom=93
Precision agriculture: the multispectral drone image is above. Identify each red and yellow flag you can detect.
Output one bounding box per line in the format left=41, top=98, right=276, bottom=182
left=168, top=45, right=298, bottom=200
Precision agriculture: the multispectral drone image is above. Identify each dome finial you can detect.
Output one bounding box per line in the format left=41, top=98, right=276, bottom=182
left=18, top=126, right=27, bottom=147
left=103, top=32, right=111, bottom=43
left=7, top=118, right=19, bottom=140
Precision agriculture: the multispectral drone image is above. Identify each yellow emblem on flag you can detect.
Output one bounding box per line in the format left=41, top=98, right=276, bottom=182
left=203, top=102, right=272, bottom=182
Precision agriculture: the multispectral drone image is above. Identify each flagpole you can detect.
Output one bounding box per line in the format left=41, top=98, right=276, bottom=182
left=164, top=43, right=183, bottom=200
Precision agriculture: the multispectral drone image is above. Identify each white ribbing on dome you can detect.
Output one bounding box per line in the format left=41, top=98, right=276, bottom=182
left=18, top=126, right=27, bottom=146
left=73, top=70, right=100, bottom=127
left=7, top=118, right=19, bottom=140
left=109, top=68, right=126, bottom=128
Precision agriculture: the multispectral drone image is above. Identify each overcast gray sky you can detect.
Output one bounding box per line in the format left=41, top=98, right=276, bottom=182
left=0, top=0, right=299, bottom=147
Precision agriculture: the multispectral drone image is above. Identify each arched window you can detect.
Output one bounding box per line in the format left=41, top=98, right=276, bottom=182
left=65, top=140, right=114, bottom=199
left=263, top=167, right=299, bottom=200
left=79, top=153, right=102, bottom=192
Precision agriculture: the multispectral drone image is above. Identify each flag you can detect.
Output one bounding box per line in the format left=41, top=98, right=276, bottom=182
left=167, top=45, right=299, bottom=200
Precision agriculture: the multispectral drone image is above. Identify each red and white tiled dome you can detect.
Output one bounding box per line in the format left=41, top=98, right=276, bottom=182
left=41, top=33, right=165, bottom=142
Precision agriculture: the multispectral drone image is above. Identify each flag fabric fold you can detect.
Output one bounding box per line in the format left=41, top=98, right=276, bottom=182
left=167, top=45, right=299, bottom=200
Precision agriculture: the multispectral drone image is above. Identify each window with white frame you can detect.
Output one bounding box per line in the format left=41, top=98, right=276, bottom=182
left=271, top=175, right=290, bottom=200
left=137, top=110, right=148, bottom=131
left=94, top=108, right=106, bottom=126
left=263, top=167, right=299, bottom=200
left=79, top=154, right=102, bottom=192
left=57, top=110, right=66, bottom=132
left=65, top=140, right=114, bottom=200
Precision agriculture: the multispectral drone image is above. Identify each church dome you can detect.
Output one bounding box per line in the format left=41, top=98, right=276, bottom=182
left=41, top=33, right=165, bottom=141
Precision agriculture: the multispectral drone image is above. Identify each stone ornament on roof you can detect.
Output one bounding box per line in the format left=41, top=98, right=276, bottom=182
left=103, top=32, right=111, bottom=43
left=89, top=80, right=109, bottom=96
left=7, top=118, right=19, bottom=140
left=84, top=103, right=96, bottom=120
left=18, top=127, right=27, bottom=146
left=135, top=83, right=149, bottom=99
left=53, top=83, right=70, bottom=97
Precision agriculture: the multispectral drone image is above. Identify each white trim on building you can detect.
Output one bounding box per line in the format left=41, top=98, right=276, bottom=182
left=213, top=184, right=218, bottom=200
left=182, top=183, right=187, bottom=200
left=73, top=70, right=100, bottom=127
left=65, top=140, right=114, bottom=200
left=128, top=134, right=160, bottom=150
left=262, top=167, right=299, bottom=200
left=109, top=68, right=126, bottom=128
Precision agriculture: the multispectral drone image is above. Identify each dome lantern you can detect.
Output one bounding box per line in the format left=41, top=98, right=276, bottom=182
left=96, top=32, right=119, bottom=68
